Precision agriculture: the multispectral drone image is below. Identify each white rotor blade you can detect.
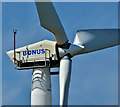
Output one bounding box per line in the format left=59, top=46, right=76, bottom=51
left=74, top=29, right=119, bottom=53
left=35, top=0, right=68, bottom=46
left=59, top=55, right=72, bottom=105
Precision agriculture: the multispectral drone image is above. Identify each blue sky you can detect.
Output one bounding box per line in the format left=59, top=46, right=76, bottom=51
left=2, top=1, right=118, bottom=105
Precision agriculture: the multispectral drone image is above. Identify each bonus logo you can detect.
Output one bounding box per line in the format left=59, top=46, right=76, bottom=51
left=23, top=49, right=45, bottom=56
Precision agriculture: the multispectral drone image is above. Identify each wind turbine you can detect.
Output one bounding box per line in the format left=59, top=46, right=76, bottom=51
left=6, top=0, right=119, bottom=106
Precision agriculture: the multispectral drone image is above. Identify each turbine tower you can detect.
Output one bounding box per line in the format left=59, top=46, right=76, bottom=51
left=6, top=0, right=119, bottom=106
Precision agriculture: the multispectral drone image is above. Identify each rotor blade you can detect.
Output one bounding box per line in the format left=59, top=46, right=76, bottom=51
left=74, top=29, right=119, bottom=53
left=35, top=1, right=68, bottom=46
left=59, top=55, right=72, bottom=105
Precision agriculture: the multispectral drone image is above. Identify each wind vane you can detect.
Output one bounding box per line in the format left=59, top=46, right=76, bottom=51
left=13, top=29, right=17, bottom=63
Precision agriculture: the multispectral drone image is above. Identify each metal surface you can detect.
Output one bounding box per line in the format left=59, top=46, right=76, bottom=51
left=74, top=29, right=120, bottom=54
left=59, top=55, right=72, bottom=105
left=31, top=68, right=52, bottom=106
left=35, top=1, right=68, bottom=46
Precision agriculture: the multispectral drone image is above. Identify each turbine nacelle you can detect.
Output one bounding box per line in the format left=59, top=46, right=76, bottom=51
left=6, top=40, right=60, bottom=69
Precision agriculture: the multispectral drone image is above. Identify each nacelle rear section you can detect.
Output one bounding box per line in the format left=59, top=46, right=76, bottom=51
left=6, top=40, right=60, bottom=70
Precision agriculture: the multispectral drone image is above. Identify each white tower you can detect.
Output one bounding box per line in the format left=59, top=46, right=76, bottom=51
left=31, top=68, right=52, bottom=105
